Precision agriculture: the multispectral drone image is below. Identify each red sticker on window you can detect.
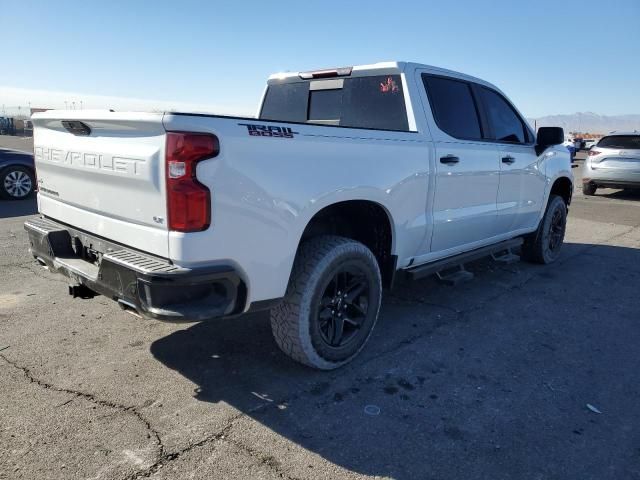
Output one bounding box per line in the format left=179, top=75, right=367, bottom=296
left=380, top=77, right=399, bottom=94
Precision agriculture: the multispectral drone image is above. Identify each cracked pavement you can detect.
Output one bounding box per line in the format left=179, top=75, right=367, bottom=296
left=1, top=156, right=639, bottom=479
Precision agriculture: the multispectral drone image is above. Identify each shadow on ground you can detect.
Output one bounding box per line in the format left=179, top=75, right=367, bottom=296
left=0, top=197, right=37, bottom=219
left=151, top=242, right=640, bottom=479
left=596, top=188, right=640, bottom=202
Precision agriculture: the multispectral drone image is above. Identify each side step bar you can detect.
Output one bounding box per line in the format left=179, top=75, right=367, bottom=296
left=404, top=238, right=523, bottom=282
left=436, top=266, right=474, bottom=286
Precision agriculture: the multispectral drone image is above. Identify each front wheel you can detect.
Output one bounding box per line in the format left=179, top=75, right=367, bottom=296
left=521, top=195, right=567, bottom=264
left=270, top=236, right=382, bottom=370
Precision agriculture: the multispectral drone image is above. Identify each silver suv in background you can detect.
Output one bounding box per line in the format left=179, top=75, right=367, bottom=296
left=582, top=131, right=640, bottom=195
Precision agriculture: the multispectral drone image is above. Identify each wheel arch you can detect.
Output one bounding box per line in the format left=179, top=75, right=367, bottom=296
left=550, top=175, right=573, bottom=206
left=0, top=163, right=35, bottom=177
left=295, top=199, right=397, bottom=288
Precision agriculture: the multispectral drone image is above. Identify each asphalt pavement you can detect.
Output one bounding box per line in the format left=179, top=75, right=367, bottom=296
left=0, top=136, right=33, bottom=154
left=1, top=146, right=639, bottom=479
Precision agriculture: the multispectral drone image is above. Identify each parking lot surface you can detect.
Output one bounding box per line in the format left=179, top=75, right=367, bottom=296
left=1, top=144, right=639, bottom=479
left=0, top=136, right=33, bottom=154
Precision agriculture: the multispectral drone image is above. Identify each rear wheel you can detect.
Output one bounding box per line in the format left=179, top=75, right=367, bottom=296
left=582, top=182, right=597, bottom=196
left=1, top=166, right=34, bottom=200
left=522, top=195, right=567, bottom=264
left=270, top=235, right=382, bottom=370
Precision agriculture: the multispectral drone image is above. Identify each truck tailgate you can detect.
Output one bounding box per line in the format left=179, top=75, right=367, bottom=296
left=32, top=111, right=169, bottom=258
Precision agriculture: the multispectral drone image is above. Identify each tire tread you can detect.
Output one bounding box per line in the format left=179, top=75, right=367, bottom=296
left=522, top=194, right=566, bottom=264
left=270, top=235, right=381, bottom=369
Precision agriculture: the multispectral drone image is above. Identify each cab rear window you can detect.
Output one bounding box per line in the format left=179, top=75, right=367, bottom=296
left=260, top=75, right=410, bottom=132
left=597, top=135, right=640, bottom=149
left=260, top=82, right=308, bottom=123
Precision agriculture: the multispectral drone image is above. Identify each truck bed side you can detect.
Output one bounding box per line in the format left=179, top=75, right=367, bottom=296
left=162, top=113, right=432, bottom=305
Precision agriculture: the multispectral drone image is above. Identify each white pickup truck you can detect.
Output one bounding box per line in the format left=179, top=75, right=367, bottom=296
left=27, top=61, right=572, bottom=369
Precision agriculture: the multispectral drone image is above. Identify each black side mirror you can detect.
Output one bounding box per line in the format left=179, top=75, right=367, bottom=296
left=536, top=127, right=564, bottom=155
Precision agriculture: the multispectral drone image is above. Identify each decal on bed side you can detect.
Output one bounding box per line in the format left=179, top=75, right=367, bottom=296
left=238, top=123, right=299, bottom=139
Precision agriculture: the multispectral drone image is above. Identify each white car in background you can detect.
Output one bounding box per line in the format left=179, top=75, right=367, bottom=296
left=584, top=139, right=598, bottom=150
left=582, top=131, right=640, bottom=195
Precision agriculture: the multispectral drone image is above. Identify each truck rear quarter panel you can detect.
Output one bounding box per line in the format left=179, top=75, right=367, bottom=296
left=163, top=113, right=433, bottom=306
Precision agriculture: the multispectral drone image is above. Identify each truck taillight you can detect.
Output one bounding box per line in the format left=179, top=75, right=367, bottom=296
left=165, top=132, right=219, bottom=232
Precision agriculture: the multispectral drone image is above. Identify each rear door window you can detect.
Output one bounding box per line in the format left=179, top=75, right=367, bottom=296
left=597, top=135, right=640, bottom=149
left=478, top=87, right=529, bottom=144
left=422, top=75, right=483, bottom=140
left=259, top=75, right=409, bottom=131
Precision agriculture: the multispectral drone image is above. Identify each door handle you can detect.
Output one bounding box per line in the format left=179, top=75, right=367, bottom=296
left=502, top=155, right=515, bottom=165
left=440, top=155, right=459, bottom=165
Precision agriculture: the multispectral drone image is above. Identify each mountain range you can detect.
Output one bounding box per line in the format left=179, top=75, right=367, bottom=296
left=528, top=113, right=640, bottom=134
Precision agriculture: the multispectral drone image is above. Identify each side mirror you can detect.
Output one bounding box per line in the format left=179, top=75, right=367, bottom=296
left=536, top=127, right=564, bottom=155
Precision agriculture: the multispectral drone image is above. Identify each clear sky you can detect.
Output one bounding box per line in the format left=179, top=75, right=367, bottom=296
left=1, top=0, right=639, bottom=118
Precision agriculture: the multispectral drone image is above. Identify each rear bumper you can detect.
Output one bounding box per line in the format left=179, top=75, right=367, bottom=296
left=584, top=163, right=640, bottom=187
left=24, top=217, right=246, bottom=321
left=586, top=179, right=640, bottom=189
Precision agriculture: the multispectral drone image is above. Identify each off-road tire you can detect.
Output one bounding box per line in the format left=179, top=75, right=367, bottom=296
left=521, top=194, right=567, bottom=264
left=270, top=235, right=382, bottom=370
left=582, top=182, right=597, bottom=196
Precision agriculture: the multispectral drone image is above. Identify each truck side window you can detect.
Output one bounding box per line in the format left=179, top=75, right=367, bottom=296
left=478, top=87, right=528, bottom=144
left=422, top=75, right=482, bottom=140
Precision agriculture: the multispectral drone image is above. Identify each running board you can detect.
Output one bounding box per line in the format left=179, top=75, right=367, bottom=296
left=404, top=238, right=523, bottom=282
left=491, top=250, right=520, bottom=264
left=436, top=266, right=474, bottom=286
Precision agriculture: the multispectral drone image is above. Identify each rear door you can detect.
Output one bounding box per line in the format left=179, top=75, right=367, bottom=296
left=32, top=111, right=170, bottom=257
left=420, top=74, right=500, bottom=253
left=476, top=86, right=545, bottom=233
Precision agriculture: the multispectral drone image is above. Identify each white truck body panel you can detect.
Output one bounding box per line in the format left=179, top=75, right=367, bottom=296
left=29, top=61, right=572, bottom=312
left=163, top=113, right=431, bottom=302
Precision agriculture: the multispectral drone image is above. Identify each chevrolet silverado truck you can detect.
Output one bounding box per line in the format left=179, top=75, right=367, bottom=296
left=26, top=61, right=572, bottom=369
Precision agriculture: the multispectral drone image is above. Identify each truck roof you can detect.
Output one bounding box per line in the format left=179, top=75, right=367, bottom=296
left=267, top=61, right=498, bottom=91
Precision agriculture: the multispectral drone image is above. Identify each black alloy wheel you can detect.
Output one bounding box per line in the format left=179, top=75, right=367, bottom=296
left=317, top=265, right=370, bottom=348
